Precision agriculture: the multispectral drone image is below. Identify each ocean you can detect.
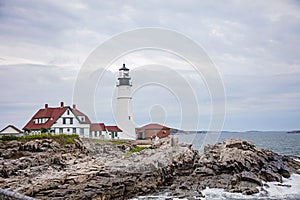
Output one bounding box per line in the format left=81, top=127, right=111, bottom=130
left=133, top=132, right=300, bottom=200
left=177, top=131, right=300, bottom=156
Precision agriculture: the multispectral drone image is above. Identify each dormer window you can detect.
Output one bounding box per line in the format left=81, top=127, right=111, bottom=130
left=34, top=118, right=48, bottom=124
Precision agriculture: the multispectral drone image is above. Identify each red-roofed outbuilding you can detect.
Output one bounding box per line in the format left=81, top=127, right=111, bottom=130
left=136, top=123, right=171, bottom=140
left=106, top=125, right=122, bottom=139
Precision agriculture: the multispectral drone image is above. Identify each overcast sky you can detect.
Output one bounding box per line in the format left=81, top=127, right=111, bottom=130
left=0, top=0, right=299, bottom=131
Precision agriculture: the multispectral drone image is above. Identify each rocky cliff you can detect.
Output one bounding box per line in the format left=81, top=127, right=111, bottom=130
left=0, top=138, right=299, bottom=199
left=0, top=138, right=196, bottom=199
left=169, top=139, right=300, bottom=197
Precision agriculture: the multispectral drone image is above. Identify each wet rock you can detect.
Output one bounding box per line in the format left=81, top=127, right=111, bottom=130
left=171, top=139, right=300, bottom=196
left=240, top=171, right=262, bottom=186
left=242, top=187, right=259, bottom=195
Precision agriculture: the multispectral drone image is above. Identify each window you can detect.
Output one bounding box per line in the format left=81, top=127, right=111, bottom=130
left=94, top=131, right=97, bottom=137
left=80, top=128, right=84, bottom=135
left=138, top=132, right=145, bottom=140
left=89, top=131, right=92, bottom=138
left=43, top=118, right=48, bottom=123
left=59, top=128, right=63, bottom=133
left=73, top=128, right=76, bottom=133
left=62, top=118, right=66, bottom=124
left=70, top=118, right=73, bottom=124
left=67, top=128, right=70, bottom=132
left=67, top=110, right=70, bottom=115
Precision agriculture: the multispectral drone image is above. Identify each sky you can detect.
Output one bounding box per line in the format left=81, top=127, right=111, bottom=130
left=0, top=0, right=299, bottom=131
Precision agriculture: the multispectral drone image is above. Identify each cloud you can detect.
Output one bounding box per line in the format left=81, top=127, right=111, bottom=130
left=0, top=63, right=76, bottom=128
left=0, top=0, right=299, bottom=130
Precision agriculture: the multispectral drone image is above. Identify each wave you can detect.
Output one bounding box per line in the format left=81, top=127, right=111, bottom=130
left=132, top=173, right=300, bottom=200
left=201, top=173, right=300, bottom=200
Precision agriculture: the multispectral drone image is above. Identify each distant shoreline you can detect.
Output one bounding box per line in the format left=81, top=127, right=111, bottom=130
left=171, top=130, right=291, bottom=135
left=287, top=130, right=300, bottom=134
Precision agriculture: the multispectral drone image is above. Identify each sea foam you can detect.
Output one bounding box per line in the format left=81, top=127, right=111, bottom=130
left=200, top=173, right=300, bottom=200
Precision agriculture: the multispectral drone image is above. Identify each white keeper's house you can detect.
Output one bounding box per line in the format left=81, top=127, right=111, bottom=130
left=23, top=102, right=122, bottom=139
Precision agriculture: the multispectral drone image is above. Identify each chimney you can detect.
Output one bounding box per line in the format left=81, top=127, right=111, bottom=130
left=73, top=104, right=76, bottom=109
left=60, top=102, right=64, bottom=107
left=45, top=104, right=48, bottom=108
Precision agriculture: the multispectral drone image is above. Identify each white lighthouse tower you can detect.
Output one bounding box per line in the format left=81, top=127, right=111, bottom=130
left=116, top=63, right=136, bottom=139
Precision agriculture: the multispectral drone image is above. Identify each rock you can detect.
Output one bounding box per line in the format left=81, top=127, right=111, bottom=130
left=242, top=187, right=259, bottom=195
left=0, top=138, right=197, bottom=199
left=194, top=167, right=214, bottom=176
left=275, top=183, right=292, bottom=187
left=0, top=138, right=299, bottom=199
left=171, top=139, right=300, bottom=197
left=240, top=171, right=262, bottom=186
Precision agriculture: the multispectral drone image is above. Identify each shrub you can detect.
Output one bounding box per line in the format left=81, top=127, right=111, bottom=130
left=0, top=133, right=79, bottom=145
left=19, top=133, right=52, bottom=140
left=54, top=134, right=79, bottom=144
left=0, top=135, right=18, bottom=141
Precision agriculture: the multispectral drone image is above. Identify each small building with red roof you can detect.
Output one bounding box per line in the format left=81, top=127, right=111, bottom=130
left=136, top=123, right=171, bottom=140
left=0, top=125, right=23, bottom=137
left=106, top=125, right=122, bottom=139
left=90, top=123, right=106, bottom=138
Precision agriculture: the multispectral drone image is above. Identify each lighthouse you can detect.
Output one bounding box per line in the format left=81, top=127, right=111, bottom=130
left=116, top=63, right=136, bottom=139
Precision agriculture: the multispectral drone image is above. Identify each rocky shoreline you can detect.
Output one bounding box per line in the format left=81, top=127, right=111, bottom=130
left=0, top=138, right=299, bottom=199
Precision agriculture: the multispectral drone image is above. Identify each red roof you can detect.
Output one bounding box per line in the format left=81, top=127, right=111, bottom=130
left=90, top=123, right=106, bottom=131
left=23, top=106, right=69, bottom=130
left=0, top=125, right=23, bottom=133
left=137, top=123, right=170, bottom=130
left=106, top=126, right=122, bottom=132
left=72, top=108, right=91, bottom=124
left=23, top=104, right=93, bottom=131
